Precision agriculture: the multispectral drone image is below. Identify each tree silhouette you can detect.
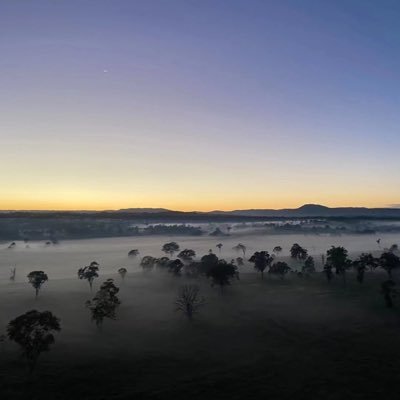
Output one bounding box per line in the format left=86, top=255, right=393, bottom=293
left=27, top=271, right=48, bottom=298
left=155, top=257, right=170, bottom=268
left=236, top=257, right=244, bottom=266
left=86, top=279, right=121, bottom=329
left=290, top=244, right=308, bottom=260
left=7, top=310, right=60, bottom=372
left=177, top=249, right=196, bottom=262
left=273, top=246, right=282, bottom=255
left=78, top=261, right=99, bottom=291
left=269, top=262, right=291, bottom=279
left=378, top=252, right=400, bottom=278
left=216, top=243, right=223, bottom=253
left=206, top=260, right=238, bottom=293
left=140, top=256, right=157, bottom=271
left=248, top=251, right=273, bottom=279
left=302, top=256, right=315, bottom=277
left=200, top=253, right=219, bottom=275
left=175, top=285, right=205, bottom=320
left=326, top=246, right=351, bottom=284
left=233, top=243, right=246, bottom=257
left=168, top=259, right=184, bottom=276
left=118, top=267, right=127, bottom=280
left=128, top=249, right=139, bottom=257
left=162, top=242, right=180, bottom=257
left=353, top=253, right=378, bottom=283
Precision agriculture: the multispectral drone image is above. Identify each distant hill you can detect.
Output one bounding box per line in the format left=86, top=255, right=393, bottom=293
left=209, top=204, right=400, bottom=218
left=118, top=208, right=172, bottom=213
left=2, top=204, right=400, bottom=219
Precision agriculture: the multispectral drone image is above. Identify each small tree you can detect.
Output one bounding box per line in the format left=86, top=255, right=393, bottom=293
left=326, top=246, right=351, bottom=285
left=378, top=252, right=400, bottom=278
left=155, top=257, right=170, bottom=268
left=302, top=256, right=315, bottom=277
left=7, top=310, right=60, bottom=372
left=10, top=267, right=16, bottom=281
left=248, top=251, right=273, bottom=279
left=140, top=256, right=157, bottom=271
left=381, top=280, right=397, bottom=308
left=389, top=244, right=399, bottom=253
left=290, top=244, right=308, bottom=260
left=27, top=271, right=48, bottom=298
left=236, top=257, right=244, bottom=266
left=216, top=243, right=223, bottom=253
left=273, top=246, right=282, bottom=255
left=86, top=279, right=121, bottom=329
left=128, top=249, right=139, bottom=257
left=353, top=253, right=378, bottom=283
left=118, top=267, right=127, bottom=280
left=162, top=242, right=180, bottom=257
left=206, top=260, right=238, bottom=293
left=175, top=285, right=205, bottom=320
left=233, top=243, right=246, bottom=257
left=78, top=261, right=99, bottom=291
left=177, top=249, right=196, bottom=262
left=269, top=262, right=291, bottom=279
left=168, top=259, right=184, bottom=276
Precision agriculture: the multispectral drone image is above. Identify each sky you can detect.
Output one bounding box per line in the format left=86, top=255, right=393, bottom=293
left=0, top=0, right=399, bottom=211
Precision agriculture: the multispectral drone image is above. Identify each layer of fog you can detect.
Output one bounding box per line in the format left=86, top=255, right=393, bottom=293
left=1, top=231, right=399, bottom=284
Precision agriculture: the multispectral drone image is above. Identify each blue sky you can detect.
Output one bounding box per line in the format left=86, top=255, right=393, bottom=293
left=0, top=0, right=399, bottom=210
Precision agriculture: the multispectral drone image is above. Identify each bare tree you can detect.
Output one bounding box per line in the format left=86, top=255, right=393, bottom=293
left=175, top=285, right=205, bottom=320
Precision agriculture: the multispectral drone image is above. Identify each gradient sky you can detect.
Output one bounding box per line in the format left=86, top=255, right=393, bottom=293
left=1, top=0, right=399, bottom=211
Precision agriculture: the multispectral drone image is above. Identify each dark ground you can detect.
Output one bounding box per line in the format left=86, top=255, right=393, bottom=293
left=1, top=271, right=400, bottom=399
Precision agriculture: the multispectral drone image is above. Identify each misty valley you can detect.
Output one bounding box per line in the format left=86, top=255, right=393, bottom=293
left=1, top=225, right=400, bottom=399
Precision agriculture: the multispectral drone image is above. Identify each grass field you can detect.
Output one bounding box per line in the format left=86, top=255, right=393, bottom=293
left=1, top=265, right=400, bottom=399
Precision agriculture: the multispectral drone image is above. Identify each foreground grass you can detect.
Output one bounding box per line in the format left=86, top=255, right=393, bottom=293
left=1, top=270, right=400, bottom=399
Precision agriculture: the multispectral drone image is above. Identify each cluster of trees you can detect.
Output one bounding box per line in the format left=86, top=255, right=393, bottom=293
left=5, top=239, right=400, bottom=374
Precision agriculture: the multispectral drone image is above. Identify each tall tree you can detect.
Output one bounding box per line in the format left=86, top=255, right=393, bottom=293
left=206, top=260, right=238, bottom=293
left=353, top=253, right=378, bottom=283
left=78, top=261, right=99, bottom=291
left=326, top=246, right=351, bottom=284
left=27, top=271, right=48, bottom=298
left=216, top=243, right=223, bottom=253
left=86, top=279, right=121, bottom=329
left=7, top=310, right=60, bottom=373
left=248, top=251, right=273, bottom=279
left=290, top=244, right=308, bottom=260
